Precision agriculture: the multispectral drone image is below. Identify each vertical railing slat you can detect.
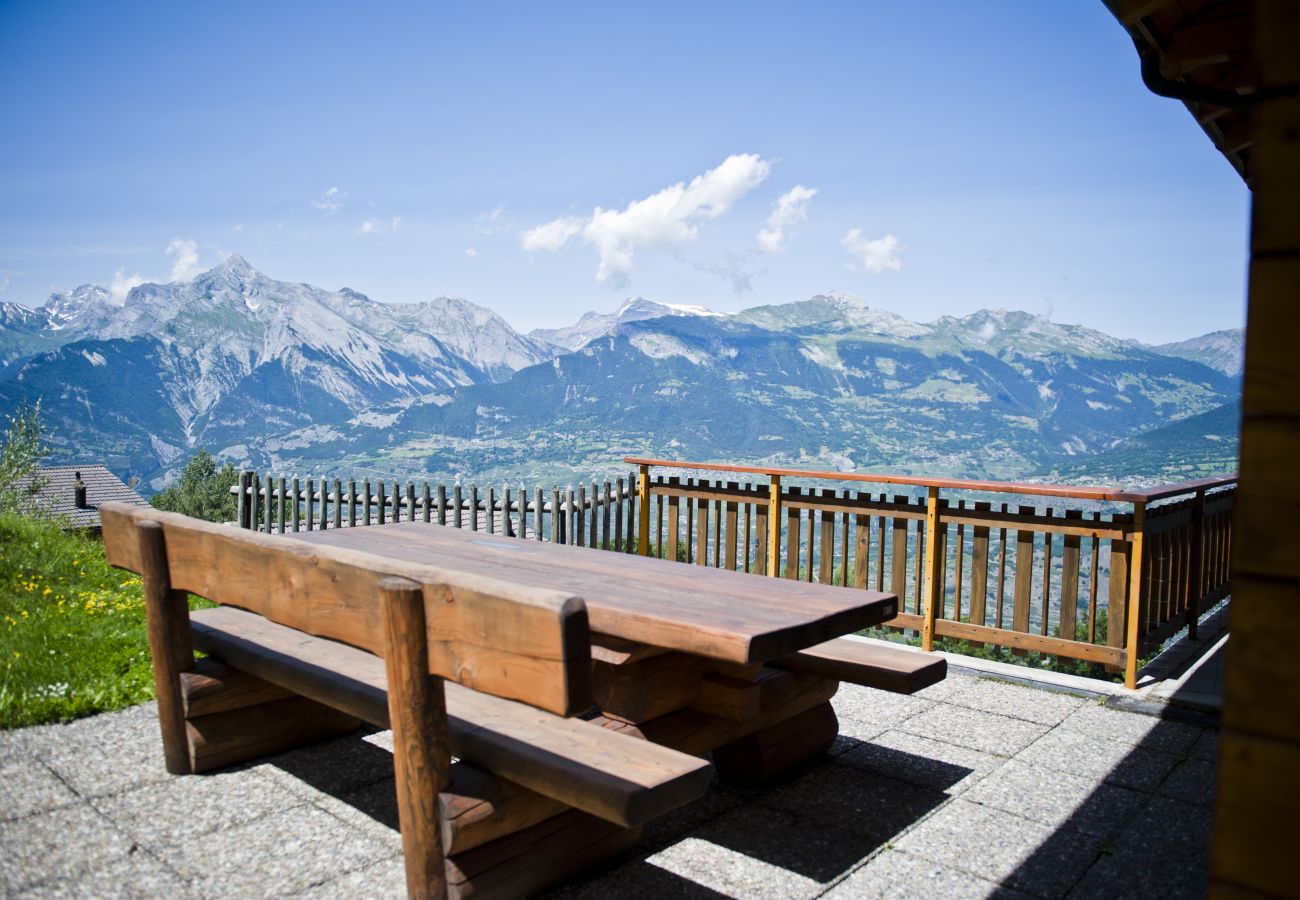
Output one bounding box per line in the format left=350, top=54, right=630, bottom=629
left=1012, top=506, right=1035, bottom=651
left=970, top=501, right=991, bottom=632
left=890, top=496, right=909, bottom=608
left=785, top=487, right=801, bottom=580
left=853, top=507, right=870, bottom=590
left=1060, top=510, right=1083, bottom=645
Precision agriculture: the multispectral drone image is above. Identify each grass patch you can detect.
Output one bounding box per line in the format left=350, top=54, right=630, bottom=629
left=0, top=510, right=206, bottom=729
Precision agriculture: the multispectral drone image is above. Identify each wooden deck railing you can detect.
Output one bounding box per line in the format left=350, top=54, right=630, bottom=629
left=230, top=462, right=1234, bottom=689
left=625, top=459, right=1235, bottom=689
left=232, top=472, right=640, bottom=548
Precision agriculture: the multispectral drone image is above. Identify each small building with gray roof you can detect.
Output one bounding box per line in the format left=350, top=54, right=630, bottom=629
left=12, top=464, right=151, bottom=532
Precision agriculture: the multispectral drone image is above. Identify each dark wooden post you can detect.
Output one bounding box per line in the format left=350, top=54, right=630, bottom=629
left=921, top=487, right=943, bottom=652
left=236, top=471, right=250, bottom=529
left=1188, top=488, right=1206, bottom=640
left=381, top=576, right=451, bottom=900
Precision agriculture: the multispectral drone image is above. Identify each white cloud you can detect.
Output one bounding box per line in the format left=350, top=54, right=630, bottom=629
left=0, top=274, right=10, bottom=294
left=521, top=217, right=584, bottom=253
left=356, top=216, right=402, bottom=236
left=109, top=267, right=146, bottom=303
left=312, top=187, right=345, bottom=216
left=521, top=153, right=772, bottom=285
left=842, top=230, right=902, bottom=274
left=232, top=223, right=243, bottom=232
left=475, top=206, right=511, bottom=235
left=167, top=238, right=202, bottom=281
left=758, top=185, right=817, bottom=253
left=464, top=248, right=479, bottom=257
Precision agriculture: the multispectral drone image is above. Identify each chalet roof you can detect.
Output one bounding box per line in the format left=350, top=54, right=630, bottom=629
left=1104, top=0, right=1256, bottom=185
left=12, top=465, right=151, bottom=529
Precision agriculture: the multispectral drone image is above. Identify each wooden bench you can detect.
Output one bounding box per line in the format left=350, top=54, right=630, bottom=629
left=99, top=503, right=712, bottom=900
left=774, top=636, right=947, bottom=695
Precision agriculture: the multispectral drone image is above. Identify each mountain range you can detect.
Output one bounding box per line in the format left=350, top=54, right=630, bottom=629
left=0, top=255, right=1242, bottom=490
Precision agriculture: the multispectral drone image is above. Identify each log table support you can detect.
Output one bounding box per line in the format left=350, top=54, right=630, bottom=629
left=712, top=701, right=839, bottom=787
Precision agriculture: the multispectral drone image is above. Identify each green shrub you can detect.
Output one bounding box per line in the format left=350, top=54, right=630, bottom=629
left=0, top=401, right=48, bottom=513
left=151, top=450, right=239, bottom=523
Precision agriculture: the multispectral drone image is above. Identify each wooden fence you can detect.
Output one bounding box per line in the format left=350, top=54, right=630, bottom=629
left=232, top=461, right=1234, bottom=689
left=625, top=459, right=1235, bottom=689
left=233, top=472, right=639, bottom=549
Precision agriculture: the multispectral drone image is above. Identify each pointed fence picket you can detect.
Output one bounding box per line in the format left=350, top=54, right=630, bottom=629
left=233, top=470, right=639, bottom=551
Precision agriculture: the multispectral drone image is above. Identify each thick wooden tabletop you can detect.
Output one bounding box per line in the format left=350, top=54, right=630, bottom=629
left=293, top=523, right=898, bottom=666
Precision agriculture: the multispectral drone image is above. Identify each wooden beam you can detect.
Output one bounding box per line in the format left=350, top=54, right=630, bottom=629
left=1162, top=15, right=1254, bottom=77
left=1114, top=0, right=1177, bottom=24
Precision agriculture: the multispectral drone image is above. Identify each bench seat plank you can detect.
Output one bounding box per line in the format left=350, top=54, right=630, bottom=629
left=771, top=637, right=947, bottom=694
left=190, top=606, right=713, bottom=828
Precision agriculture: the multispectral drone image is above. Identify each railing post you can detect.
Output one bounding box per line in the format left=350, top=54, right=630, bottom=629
left=921, top=486, right=943, bottom=651
left=767, top=474, right=781, bottom=577
left=1124, top=501, right=1147, bottom=690
left=1187, top=488, right=1206, bottom=640
left=236, top=471, right=250, bottom=528
left=637, top=465, right=651, bottom=556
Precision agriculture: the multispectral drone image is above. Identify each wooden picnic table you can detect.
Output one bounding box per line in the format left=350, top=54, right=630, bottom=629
left=294, top=521, right=902, bottom=666
left=104, top=503, right=940, bottom=899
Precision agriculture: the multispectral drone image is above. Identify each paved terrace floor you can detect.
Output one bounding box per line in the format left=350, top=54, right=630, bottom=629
left=0, top=668, right=1217, bottom=899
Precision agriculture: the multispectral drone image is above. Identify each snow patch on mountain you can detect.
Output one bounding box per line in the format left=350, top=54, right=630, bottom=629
left=530, top=296, right=720, bottom=351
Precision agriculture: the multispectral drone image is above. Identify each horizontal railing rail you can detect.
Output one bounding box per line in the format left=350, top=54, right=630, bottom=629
left=625, top=458, right=1236, bottom=689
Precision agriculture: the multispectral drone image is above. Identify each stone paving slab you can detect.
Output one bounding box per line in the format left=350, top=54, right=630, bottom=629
left=837, top=728, right=1003, bottom=796
left=0, top=757, right=79, bottom=821
left=0, top=673, right=1216, bottom=899
left=0, top=803, right=137, bottom=894
left=894, top=798, right=1107, bottom=900
left=821, top=848, right=1035, bottom=900
left=961, top=759, right=1144, bottom=837
left=896, top=703, right=1052, bottom=757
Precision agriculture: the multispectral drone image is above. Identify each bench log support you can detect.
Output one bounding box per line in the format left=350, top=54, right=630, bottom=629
left=138, top=520, right=194, bottom=775
left=712, top=701, right=839, bottom=786
left=383, top=576, right=452, bottom=900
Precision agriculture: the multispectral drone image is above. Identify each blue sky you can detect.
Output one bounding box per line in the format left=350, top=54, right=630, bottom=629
left=0, top=1, right=1248, bottom=341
